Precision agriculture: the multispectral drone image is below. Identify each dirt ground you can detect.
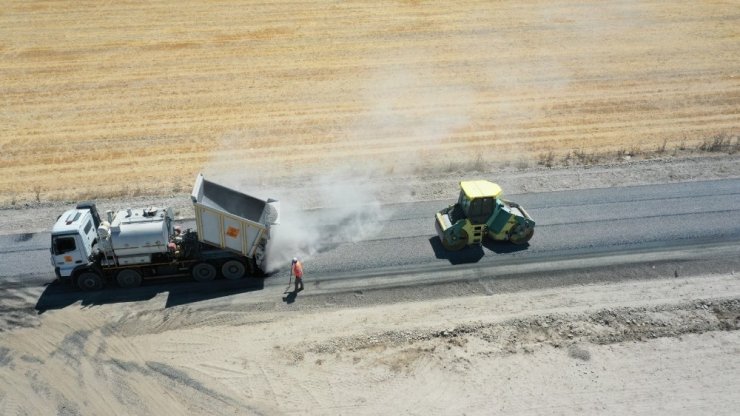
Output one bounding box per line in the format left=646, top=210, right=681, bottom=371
left=1, top=0, right=738, bottom=204
left=1, top=271, right=739, bottom=415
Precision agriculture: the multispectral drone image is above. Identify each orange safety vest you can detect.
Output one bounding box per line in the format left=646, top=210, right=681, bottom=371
left=292, top=261, right=303, bottom=278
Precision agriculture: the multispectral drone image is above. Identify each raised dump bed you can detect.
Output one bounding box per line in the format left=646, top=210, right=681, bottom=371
left=191, top=173, right=279, bottom=259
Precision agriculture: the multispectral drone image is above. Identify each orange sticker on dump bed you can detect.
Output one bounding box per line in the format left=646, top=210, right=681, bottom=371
left=226, top=226, right=240, bottom=238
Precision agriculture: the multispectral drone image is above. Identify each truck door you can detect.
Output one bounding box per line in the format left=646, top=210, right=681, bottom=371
left=51, top=233, right=87, bottom=277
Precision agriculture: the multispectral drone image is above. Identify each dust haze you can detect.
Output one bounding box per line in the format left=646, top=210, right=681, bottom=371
left=206, top=50, right=475, bottom=272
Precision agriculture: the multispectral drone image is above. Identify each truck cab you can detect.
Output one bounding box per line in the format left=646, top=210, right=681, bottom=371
left=50, top=208, right=98, bottom=279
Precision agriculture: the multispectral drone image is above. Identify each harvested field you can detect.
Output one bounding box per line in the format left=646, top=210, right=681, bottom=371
left=1, top=0, right=738, bottom=204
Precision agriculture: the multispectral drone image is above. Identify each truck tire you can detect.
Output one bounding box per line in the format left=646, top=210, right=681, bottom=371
left=77, top=271, right=104, bottom=291
left=247, top=259, right=265, bottom=277
left=221, top=260, right=245, bottom=280
left=192, top=263, right=217, bottom=282
left=116, top=269, right=142, bottom=288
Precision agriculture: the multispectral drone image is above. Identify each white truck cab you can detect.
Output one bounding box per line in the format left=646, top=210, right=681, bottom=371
left=50, top=208, right=98, bottom=278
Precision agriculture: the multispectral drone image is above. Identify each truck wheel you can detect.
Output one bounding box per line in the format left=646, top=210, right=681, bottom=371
left=192, top=263, right=217, bottom=282
left=442, top=229, right=468, bottom=251
left=221, top=260, right=245, bottom=280
left=116, top=269, right=142, bottom=288
left=77, top=271, right=104, bottom=291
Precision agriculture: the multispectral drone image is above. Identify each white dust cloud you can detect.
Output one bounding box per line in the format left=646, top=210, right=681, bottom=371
left=260, top=57, right=475, bottom=272
left=206, top=47, right=478, bottom=273
left=263, top=168, right=386, bottom=272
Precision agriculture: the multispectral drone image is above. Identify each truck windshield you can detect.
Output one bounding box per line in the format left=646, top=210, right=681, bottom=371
left=52, top=236, right=76, bottom=255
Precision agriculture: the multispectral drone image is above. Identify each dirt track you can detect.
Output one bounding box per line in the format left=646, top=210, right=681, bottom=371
left=1, top=1, right=738, bottom=204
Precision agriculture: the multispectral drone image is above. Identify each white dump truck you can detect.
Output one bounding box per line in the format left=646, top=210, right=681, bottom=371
left=50, top=173, right=279, bottom=290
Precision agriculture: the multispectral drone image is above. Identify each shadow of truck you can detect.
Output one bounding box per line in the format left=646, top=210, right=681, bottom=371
left=35, top=276, right=265, bottom=312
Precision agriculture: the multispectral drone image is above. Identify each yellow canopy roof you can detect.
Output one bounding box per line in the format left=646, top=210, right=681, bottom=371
left=460, top=180, right=502, bottom=199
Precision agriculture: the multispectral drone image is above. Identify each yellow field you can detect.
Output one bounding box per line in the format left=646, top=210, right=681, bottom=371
left=1, top=1, right=738, bottom=204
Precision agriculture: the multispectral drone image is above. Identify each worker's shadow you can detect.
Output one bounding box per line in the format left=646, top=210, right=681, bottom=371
left=429, top=237, right=484, bottom=265
left=282, top=291, right=298, bottom=304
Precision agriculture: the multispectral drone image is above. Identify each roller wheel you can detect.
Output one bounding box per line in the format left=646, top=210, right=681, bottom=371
left=441, top=229, right=468, bottom=251
left=221, top=260, right=246, bottom=280
left=510, top=225, right=534, bottom=245
left=77, top=271, right=104, bottom=291
left=116, top=269, right=142, bottom=288
left=192, top=262, right=217, bottom=282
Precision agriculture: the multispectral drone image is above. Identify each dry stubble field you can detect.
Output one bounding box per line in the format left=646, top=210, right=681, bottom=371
left=1, top=1, right=738, bottom=205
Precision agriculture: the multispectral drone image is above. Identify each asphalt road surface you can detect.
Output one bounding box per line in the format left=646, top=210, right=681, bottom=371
left=311, top=178, right=740, bottom=275
left=2, top=178, right=739, bottom=291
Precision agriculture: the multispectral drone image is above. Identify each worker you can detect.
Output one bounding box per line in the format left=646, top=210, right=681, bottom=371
left=291, top=257, right=304, bottom=292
